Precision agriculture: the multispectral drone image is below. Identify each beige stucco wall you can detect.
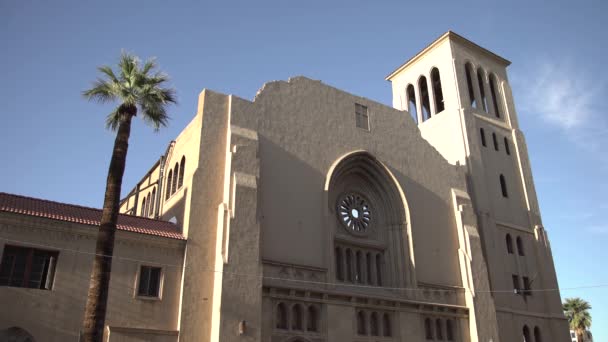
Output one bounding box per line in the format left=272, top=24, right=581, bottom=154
left=0, top=212, right=185, bottom=342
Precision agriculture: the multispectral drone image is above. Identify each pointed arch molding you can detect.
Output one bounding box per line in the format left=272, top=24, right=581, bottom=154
left=325, top=150, right=417, bottom=287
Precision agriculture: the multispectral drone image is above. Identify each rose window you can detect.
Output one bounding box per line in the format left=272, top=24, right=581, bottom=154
left=338, top=193, right=371, bottom=233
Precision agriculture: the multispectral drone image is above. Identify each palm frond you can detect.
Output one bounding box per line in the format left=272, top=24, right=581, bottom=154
left=105, top=108, right=121, bottom=131
left=83, top=78, right=118, bottom=103
left=97, top=65, right=120, bottom=84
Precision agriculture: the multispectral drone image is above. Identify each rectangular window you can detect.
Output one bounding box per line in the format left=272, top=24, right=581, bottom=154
left=355, top=103, right=370, bottom=131
left=523, top=276, right=532, bottom=296
left=137, top=266, right=162, bottom=297
left=0, top=245, right=58, bottom=290
left=512, top=274, right=520, bottom=294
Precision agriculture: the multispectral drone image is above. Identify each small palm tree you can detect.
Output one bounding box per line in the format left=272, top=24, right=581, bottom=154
left=80, top=52, right=176, bottom=342
left=563, top=297, right=592, bottom=342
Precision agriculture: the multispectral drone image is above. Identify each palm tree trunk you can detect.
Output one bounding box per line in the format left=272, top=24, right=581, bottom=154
left=81, top=113, right=133, bottom=342
left=577, top=329, right=584, bottom=342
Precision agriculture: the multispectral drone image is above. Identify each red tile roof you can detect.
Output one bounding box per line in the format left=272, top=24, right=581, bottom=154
left=0, top=192, right=185, bottom=240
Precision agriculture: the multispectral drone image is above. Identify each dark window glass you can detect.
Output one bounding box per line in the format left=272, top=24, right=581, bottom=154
left=523, top=276, right=532, bottom=296
left=276, top=303, right=287, bottom=329
left=407, top=84, right=418, bottom=124
left=465, top=63, right=476, bottom=107
left=165, top=170, right=173, bottom=200
left=355, top=103, right=370, bottom=131
left=370, top=312, right=379, bottom=336
left=335, top=247, right=343, bottom=281
left=137, top=266, right=161, bottom=297
left=178, top=156, right=186, bottom=189
left=172, top=162, right=179, bottom=195
left=431, top=68, right=445, bottom=113
left=523, top=325, right=531, bottom=342
left=0, top=245, right=57, bottom=290
left=292, top=304, right=303, bottom=330
left=517, top=237, right=525, bottom=256
left=383, top=313, right=392, bottom=337
left=436, top=319, right=444, bottom=340
left=477, top=67, right=488, bottom=112
left=446, top=319, right=454, bottom=341
left=512, top=275, right=520, bottom=293
left=506, top=234, right=514, bottom=254
left=493, top=133, right=499, bottom=151
left=480, top=128, right=487, bottom=147
left=425, top=318, right=434, bottom=340
left=307, top=306, right=318, bottom=332
left=534, top=326, right=542, bottom=342
left=500, top=174, right=508, bottom=198
left=419, top=76, right=431, bottom=121
left=357, top=311, right=367, bottom=335
left=504, top=137, right=511, bottom=155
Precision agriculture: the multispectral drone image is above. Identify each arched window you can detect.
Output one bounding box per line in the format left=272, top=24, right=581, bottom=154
left=178, top=156, right=186, bottom=189
left=419, top=76, right=431, bottom=121
left=500, top=174, right=508, bottom=198
left=366, top=252, right=372, bottom=284
left=375, top=253, right=382, bottom=286
left=523, top=325, right=531, bottom=342
left=370, top=312, right=379, bottom=336
left=446, top=319, right=454, bottom=341
left=166, top=170, right=173, bottom=200
left=477, top=67, right=488, bottom=112
left=149, top=188, right=156, bottom=217
left=335, top=247, right=343, bottom=281
left=357, top=310, right=367, bottom=335
left=382, top=313, right=391, bottom=337
left=276, top=303, right=287, bottom=329
left=436, top=319, right=444, bottom=340
left=517, top=236, right=525, bottom=256
left=425, top=318, right=434, bottom=340
left=141, top=198, right=146, bottom=216
left=465, top=63, right=477, bottom=107
left=492, top=132, right=499, bottom=151
left=345, top=249, right=353, bottom=282
left=504, top=137, right=511, bottom=155
left=146, top=193, right=151, bottom=217
left=431, top=68, right=445, bottom=113
left=489, top=73, right=501, bottom=118
left=506, top=234, right=514, bottom=254
left=480, top=128, right=487, bottom=147
left=307, top=306, right=318, bottom=332
left=355, top=251, right=362, bottom=283
left=407, top=84, right=418, bottom=124
left=534, top=326, right=542, bottom=342
left=172, top=162, right=179, bottom=195
left=292, top=304, right=303, bottom=330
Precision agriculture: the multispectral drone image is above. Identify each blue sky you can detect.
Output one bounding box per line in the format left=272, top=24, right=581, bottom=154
left=1, top=0, right=606, bottom=339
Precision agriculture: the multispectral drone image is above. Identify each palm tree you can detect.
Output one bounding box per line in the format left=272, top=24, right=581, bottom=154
left=80, top=52, right=176, bottom=342
left=563, top=297, right=592, bottom=342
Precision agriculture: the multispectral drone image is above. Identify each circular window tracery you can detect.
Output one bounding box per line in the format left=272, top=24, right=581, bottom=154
left=337, top=193, right=371, bottom=234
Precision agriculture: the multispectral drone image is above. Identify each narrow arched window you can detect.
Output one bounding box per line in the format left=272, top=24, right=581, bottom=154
left=172, top=162, right=179, bottom=195
left=370, top=312, right=379, bottom=336
left=504, top=137, right=511, bottom=155
left=292, top=304, right=303, bottom=330
left=480, top=128, right=487, bottom=147
left=366, top=252, right=372, bottom=285
left=382, top=313, right=391, bottom=337
left=150, top=188, right=156, bottom=217
left=141, top=197, right=146, bottom=216
left=431, top=68, right=444, bottom=113
left=523, top=325, right=531, bottom=342
left=419, top=76, right=431, bottom=121
left=375, top=253, right=382, bottom=286
left=492, top=132, right=499, bottom=151
left=446, top=319, right=454, bottom=341
left=425, top=318, right=434, bottom=340
left=166, top=170, right=173, bottom=200
left=489, top=73, right=501, bottom=118
left=436, top=319, right=444, bottom=340
left=517, top=236, right=525, bottom=256
left=307, top=306, right=318, bottom=332
left=178, top=156, right=185, bottom=189
left=500, top=174, right=508, bottom=198
left=146, top=193, right=151, bottom=217
left=506, top=234, right=514, bottom=254
left=407, top=84, right=418, bottom=124
left=345, top=249, right=353, bottom=282
left=276, top=303, right=287, bottom=329
left=357, top=310, right=367, bottom=335
left=465, top=63, right=476, bottom=108
left=477, top=67, right=488, bottom=112
left=534, top=326, right=542, bottom=342
left=335, top=247, right=344, bottom=281
left=355, top=251, right=362, bottom=283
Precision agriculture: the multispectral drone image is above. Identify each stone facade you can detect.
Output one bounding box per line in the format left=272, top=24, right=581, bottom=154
left=1, top=31, right=570, bottom=342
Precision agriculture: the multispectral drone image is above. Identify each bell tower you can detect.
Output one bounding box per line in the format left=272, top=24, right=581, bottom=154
left=386, top=31, right=570, bottom=342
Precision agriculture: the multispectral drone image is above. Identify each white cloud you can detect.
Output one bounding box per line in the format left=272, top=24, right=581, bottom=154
left=515, top=60, right=602, bottom=131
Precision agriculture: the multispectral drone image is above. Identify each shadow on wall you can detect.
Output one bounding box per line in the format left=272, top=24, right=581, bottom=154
left=258, top=135, right=326, bottom=268
left=389, top=167, right=461, bottom=287
left=0, top=327, right=36, bottom=342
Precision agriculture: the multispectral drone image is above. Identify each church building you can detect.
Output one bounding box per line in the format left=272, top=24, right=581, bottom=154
left=0, top=31, right=570, bottom=342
